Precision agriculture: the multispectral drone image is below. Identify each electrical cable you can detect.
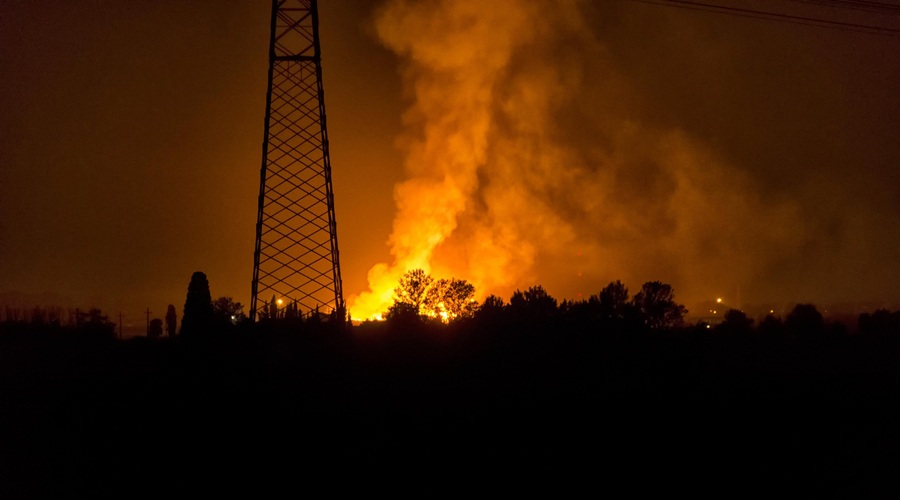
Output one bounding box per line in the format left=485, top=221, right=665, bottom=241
left=622, top=0, right=900, bottom=37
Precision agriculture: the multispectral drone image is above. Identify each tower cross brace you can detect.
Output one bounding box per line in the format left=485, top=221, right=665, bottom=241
left=251, top=0, right=343, bottom=321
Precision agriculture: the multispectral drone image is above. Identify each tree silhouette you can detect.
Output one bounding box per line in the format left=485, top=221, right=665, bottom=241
left=385, top=301, right=421, bottom=326
left=283, top=299, right=299, bottom=322
left=165, top=304, right=177, bottom=337
left=757, top=314, right=784, bottom=337
left=785, top=303, right=824, bottom=337
left=393, top=269, right=433, bottom=313
left=86, top=308, right=108, bottom=325
left=475, top=294, right=505, bottom=323
left=632, top=281, right=687, bottom=330
left=212, top=296, right=245, bottom=326
left=268, top=294, right=278, bottom=320
left=68, top=307, right=116, bottom=338
left=508, top=285, right=558, bottom=320
left=148, top=318, right=163, bottom=339
left=715, top=309, right=754, bottom=335
left=859, top=309, right=900, bottom=337
left=180, top=271, right=213, bottom=337
left=389, top=269, right=477, bottom=323
left=596, top=280, right=631, bottom=323
left=426, top=278, right=477, bottom=321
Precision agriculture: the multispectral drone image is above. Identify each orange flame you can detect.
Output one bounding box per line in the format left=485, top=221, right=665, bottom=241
left=347, top=1, right=533, bottom=320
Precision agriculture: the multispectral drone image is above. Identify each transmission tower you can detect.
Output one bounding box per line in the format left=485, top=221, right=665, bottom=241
left=251, top=0, right=343, bottom=321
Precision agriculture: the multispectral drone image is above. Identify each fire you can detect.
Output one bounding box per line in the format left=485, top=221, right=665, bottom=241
left=349, top=264, right=404, bottom=321
left=346, top=0, right=808, bottom=320
left=347, top=1, right=539, bottom=321
left=348, top=179, right=477, bottom=320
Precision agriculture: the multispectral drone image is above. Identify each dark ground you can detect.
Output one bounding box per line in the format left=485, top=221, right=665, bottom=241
left=2, top=322, right=899, bottom=496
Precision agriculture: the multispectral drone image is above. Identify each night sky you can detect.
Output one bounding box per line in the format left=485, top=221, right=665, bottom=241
left=2, top=1, right=899, bottom=327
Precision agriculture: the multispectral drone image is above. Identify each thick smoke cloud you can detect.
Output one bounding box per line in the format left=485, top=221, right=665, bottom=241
left=348, top=0, right=897, bottom=318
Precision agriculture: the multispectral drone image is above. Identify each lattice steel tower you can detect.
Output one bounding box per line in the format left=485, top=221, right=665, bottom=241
left=251, top=0, right=343, bottom=320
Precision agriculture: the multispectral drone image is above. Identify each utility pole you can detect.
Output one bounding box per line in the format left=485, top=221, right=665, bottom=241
left=145, top=308, right=151, bottom=337
left=118, top=312, right=123, bottom=340
left=250, top=0, right=344, bottom=321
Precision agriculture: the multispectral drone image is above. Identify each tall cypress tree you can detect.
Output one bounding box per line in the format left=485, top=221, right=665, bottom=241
left=180, top=271, right=213, bottom=337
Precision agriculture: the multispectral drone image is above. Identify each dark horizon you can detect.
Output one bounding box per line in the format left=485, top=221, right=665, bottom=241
left=3, top=287, right=900, bottom=495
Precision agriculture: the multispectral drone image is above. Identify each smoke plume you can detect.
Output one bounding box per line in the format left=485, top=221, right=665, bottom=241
left=349, top=0, right=808, bottom=318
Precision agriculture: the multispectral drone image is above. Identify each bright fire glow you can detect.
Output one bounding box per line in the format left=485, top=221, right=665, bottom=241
left=345, top=0, right=810, bottom=321
left=347, top=3, right=516, bottom=320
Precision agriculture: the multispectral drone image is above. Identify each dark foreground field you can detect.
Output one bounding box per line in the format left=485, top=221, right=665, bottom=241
left=2, top=323, right=899, bottom=496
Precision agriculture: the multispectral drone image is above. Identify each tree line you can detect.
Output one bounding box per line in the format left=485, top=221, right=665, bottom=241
left=4, top=268, right=900, bottom=340
left=373, top=268, right=898, bottom=337
left=380, top=269, right=690, bottom=330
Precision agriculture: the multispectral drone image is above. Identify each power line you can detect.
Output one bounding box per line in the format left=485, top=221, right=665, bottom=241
left=786, top=0, right=900, bottom=16
left=623, top=0, right=900, bottom=37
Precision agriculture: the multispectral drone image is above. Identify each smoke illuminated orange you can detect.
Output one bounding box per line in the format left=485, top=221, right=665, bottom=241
left=347, top=0, right=811, bottom=320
